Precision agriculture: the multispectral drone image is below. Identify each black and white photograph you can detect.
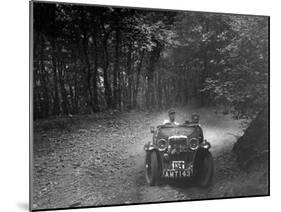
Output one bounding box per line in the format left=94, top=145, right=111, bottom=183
left=30, top=0, right=269, bottom=211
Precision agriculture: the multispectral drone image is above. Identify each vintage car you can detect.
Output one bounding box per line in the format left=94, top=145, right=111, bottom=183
left=144, top=118, right=214, bottom=187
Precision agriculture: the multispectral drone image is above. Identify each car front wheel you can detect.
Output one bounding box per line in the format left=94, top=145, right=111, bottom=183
left=145, top=151, right=160, bottom=186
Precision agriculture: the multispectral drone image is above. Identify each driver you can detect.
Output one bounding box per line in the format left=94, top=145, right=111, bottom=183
left=163, top=109, right=179, bottom=125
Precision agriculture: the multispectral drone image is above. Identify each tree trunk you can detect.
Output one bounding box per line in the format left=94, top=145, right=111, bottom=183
left=126, top=41, right=133, bottom=110
left=117, top=68, right=122, bottom=110
left=50, top=40, right=60, bottom=115
left=69, top=84, right=75, bottom=114
left=101, top=27, right=112, bottom=108
left=113, top=24, right=120, bottom=109
left=73, top=61, right=79, bottom=114
left=33, top=65, right=41, bottom=119
left=82, top=33, right=94, bottom=113
left=157, top=71, right=162, bottom=109
left=200, top=20, right=210, bottom=106
left=146, top=43, right=161, bottom=110
left=39, top=35, right=50, bottom=117
left=58, top=61, right=69, bottom=115
left=133, top=49, right=145, bottom=108
left=164, top=81, right=170, bottom=108
left=92, top=28, right=99, bottom=112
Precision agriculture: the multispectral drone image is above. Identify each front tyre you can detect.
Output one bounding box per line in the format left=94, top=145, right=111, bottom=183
left=145, top=151, right=160, bottom=186
left=197, top=151, right=214, bottom=188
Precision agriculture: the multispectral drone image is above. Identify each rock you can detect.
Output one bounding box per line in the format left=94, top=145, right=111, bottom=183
left=233, top=105, right=269, bottom=168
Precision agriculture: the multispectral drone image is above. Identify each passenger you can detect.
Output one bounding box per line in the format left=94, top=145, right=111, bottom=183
left=185, top=113, right=200, bottom=124
left=191, top=114, right=200, bottom=124
left=190, top=114, right=203, bottom=142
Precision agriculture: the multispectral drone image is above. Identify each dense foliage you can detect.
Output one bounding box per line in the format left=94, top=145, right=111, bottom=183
left=33, top=2, right=268, bottom=119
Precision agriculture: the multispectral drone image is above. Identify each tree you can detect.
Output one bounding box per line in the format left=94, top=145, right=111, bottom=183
left=33, top=2, right=268, bottom=121
left=201, top=15, right=268, bottom=118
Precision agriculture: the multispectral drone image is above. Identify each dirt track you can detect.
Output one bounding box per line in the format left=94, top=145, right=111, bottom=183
left=32, top=107, right=268, bottom=210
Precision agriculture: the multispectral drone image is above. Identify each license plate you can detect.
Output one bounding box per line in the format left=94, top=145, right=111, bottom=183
left=172, top=161, right=185, bottom=170
left=163, top=161, right=193, bottom=178
left=163, top=169, right=191, bottom=177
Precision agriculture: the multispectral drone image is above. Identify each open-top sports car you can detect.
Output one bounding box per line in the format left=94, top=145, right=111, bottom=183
left=144, top=119, right=214, bottom=187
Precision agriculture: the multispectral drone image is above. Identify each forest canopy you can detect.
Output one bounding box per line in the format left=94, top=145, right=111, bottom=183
left=33, top=2, right=268, bottom=119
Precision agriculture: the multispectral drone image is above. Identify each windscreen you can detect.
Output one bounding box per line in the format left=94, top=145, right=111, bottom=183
left=157, top=126, right=195, bottom=139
